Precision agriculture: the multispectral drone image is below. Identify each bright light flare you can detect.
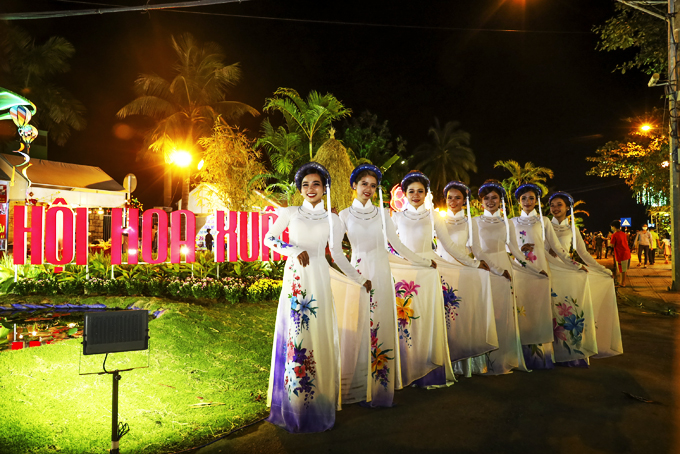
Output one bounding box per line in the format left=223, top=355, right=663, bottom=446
left=640, top=124, right=653, bottom=132
left=197, top=159, right=204, bottom=170
left=662, top=160, right=670, bottom=168
left=169, top=150, right=192, bottom=168
left=439, top=210, right=447, bottom=218
left=128, top=249, right=138, bottom=256
left=180, top=245, right=189, bottom=255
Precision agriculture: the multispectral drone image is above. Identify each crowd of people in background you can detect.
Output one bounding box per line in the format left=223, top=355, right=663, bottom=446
left=581, top=223, right=672, bottom=288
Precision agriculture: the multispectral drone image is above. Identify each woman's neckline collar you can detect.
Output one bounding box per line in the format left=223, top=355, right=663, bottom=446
left=302, top=199, right=325, bottom=212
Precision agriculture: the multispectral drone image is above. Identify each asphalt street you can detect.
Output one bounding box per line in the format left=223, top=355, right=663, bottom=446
left=193, top=304, right=679, bottom=454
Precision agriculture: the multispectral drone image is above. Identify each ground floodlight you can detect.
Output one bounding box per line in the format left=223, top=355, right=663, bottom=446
left=81, top=310, right=150, bottom=454
left=83, top=310, right=149, bottom=355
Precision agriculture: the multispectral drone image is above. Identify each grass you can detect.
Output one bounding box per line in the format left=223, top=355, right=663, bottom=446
left=0, top=295, right=278, bottom=454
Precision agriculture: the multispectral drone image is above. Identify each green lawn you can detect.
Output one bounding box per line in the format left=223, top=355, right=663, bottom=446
left=0, top=295, right=278, bottom=453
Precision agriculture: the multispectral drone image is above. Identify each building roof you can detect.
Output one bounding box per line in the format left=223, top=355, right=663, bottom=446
left=1, top=153, right=124, bottom=192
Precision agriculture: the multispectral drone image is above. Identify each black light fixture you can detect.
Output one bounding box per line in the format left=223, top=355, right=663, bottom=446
left=82, top=310, right=149, bottom=454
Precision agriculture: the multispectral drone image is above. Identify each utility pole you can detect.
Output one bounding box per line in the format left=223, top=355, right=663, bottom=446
left=668, top=0, right=680, bottom=290
left=618, top=0, right=680, bottom=290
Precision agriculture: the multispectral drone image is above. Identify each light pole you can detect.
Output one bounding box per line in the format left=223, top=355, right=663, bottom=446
left=617, top=0, right=680, bottom=290
left=168, top=149, right=192, bottom=210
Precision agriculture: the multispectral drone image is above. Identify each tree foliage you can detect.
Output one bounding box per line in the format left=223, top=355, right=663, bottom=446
left=413, top=118, right=477, bottom=204
left=494, top=160, right=554, bottom=217
left=117, top=33, right=258, bottom=161
left=586, top=122, right=669, bottom=207
left=197, top=120, right=265, bottom=211
left=0, top=23, right=86, bottom=146
left=336, top=110, right=409, bottom=189
left=261, top=87, right=351, bottom=162
left=593, top=3, right=667, bottom=75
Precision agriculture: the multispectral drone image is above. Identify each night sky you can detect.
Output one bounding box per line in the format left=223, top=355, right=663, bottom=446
left=1, top=0, right=659, bottom=231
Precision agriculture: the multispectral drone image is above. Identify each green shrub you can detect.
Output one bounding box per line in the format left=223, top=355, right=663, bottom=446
left=191, top=278, right=222, bottom=299
left=84, top=277, right=107, bottom=295
left=146, top=278, right=165, bottom=297
left=59, top=279, right=84, bottom=296
left=125, top=279, right=146, bottom=296
left=223, top=277, right=247, bottom=304
left=104, top=279, right=125, bottom=295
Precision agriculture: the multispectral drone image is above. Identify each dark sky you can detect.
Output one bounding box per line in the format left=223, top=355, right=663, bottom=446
left=2, top=0, right=659, bottom=231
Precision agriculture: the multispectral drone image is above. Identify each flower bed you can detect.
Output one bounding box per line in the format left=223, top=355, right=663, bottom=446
left=8, top=276, right=282, bottom=303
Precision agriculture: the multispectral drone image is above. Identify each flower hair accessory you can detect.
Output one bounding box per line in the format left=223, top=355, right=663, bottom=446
left=513, top=183, right=542, bottom=200
left=294, top=162, right=331, bottom=191
left=478, top=181, right=507, bottom=200
left=400, top=171, right=430, bottom=192
left=349, top=163, right=382, bottom=188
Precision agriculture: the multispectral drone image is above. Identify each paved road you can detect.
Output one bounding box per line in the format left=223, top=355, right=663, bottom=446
left=194, top=304, right=679, bottom=454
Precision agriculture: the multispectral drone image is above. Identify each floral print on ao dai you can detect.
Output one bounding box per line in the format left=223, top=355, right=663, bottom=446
left=551, top=218, right=623, bottom=359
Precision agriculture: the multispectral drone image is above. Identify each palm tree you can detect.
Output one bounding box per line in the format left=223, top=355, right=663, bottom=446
left=117, top=33, right=259, bottom=209
left=413, top=119, right=477, bottom=203
left=0, top=23, right=86, bottom=146
left=494, top=160, right=554, bottom=216
left=262, top=88, right=351, bottom=160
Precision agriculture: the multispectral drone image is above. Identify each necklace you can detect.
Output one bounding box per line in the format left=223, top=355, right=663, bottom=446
left=349, top=205, right=379, bottom=220
left=402, top=209, right=430, bottom=221
left=298, top=206, right=328, bottom=221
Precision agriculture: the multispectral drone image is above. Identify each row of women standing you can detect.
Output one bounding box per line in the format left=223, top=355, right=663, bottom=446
left=264, top=163, right=623, bottom=433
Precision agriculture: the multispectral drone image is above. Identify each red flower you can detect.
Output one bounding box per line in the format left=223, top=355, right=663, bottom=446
left=294, top=365, right=306, bottom=378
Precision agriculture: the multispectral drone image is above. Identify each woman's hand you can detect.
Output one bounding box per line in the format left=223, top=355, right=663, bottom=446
left=502, top=270, right=512, bottom=281
left=331, top=207, right=339, bottom=215
left=521, top=243, right=535, bottom=253
left=478, top=260, right=490, bottom=271
left=548, top=249, right=557, bottom=258
left=297, top=251, right=310, bottom=267
left=430, top=260, right=437, bottom=269
left=539, top=270, right=548, bottom=277
left=363, top=280, right=372, bottom=293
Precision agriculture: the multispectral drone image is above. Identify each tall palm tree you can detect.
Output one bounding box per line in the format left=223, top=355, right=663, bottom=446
left=413, top=118, right=477, bottom=203
left=261, top=88, right=351, bottom=160
left=0, top=23, right=86, bottom=146
left=494, top=160, right=554, bottom=216
left=117, top=33, right=258, bottom=209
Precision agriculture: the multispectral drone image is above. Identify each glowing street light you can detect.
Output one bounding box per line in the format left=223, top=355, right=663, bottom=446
left=640, top=124, right=653, bottom=132
left=169, top=150, right=192, bottom=167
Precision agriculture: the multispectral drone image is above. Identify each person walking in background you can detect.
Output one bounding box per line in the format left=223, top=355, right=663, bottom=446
left=634, top=224, right=652, bottom=268
left=611, top=220, right=631, bottom=287
left=662, top=234, right=672, bottom=264
left=595, top=233, right=604, bottom=259
left=205, top=228, right=214, bottom=252
left=649, top=226, right=659, bottom=266
left=605, top=232, right=614, bottom=259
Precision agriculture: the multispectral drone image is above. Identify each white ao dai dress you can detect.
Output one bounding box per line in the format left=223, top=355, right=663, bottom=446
left=393, top=206, right=497, bottom=374
left=265, top=200, right=363, bottom=433
left=331, top=199, right=433, bottom=406
left=511, top=210, right=580, bottom=369
left=550, top=218, right=623, bottom=359
left=470, top=210, right=542, bottom=374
